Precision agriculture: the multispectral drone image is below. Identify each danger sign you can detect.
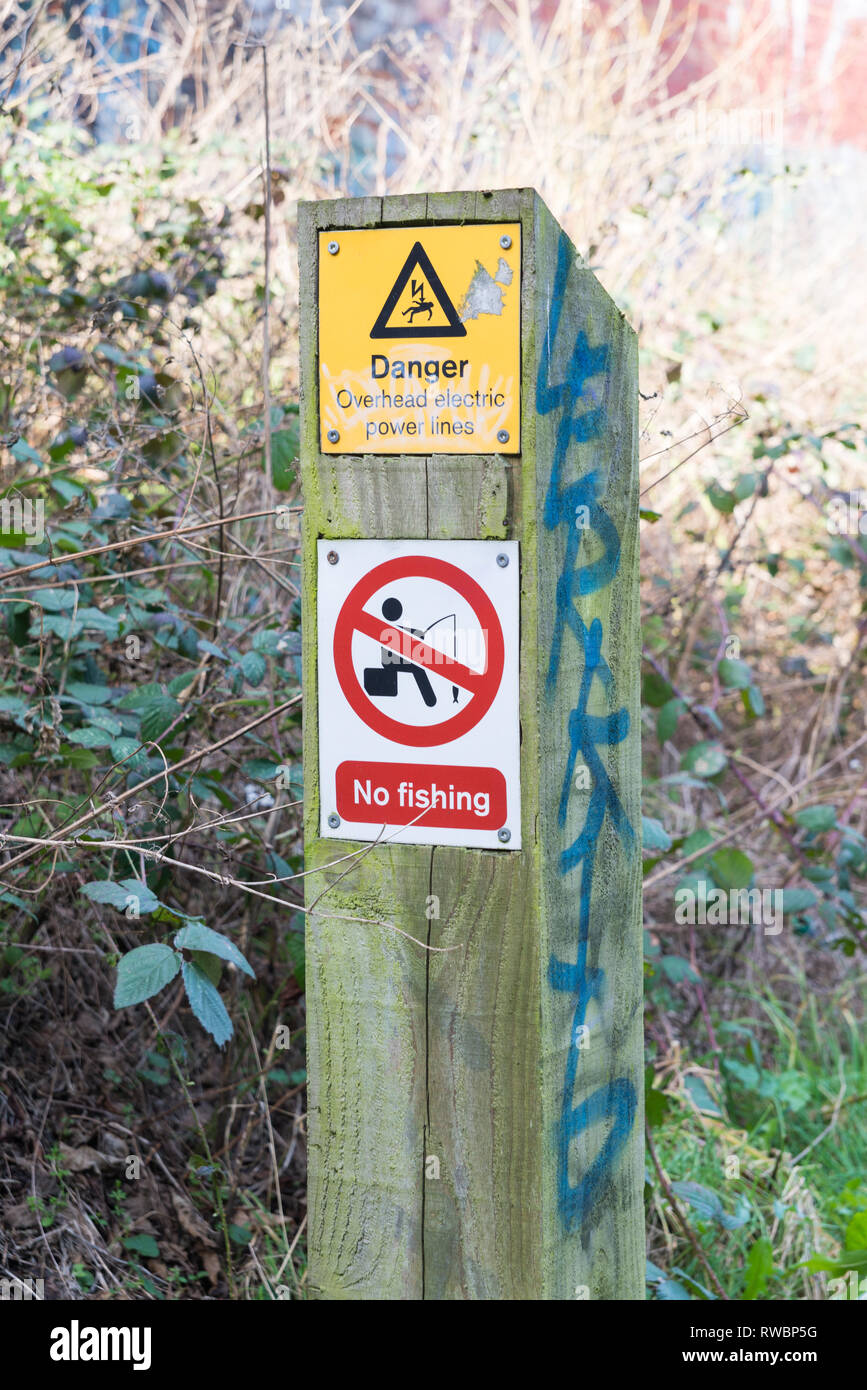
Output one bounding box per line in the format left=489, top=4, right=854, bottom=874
left=318, top=224, right=521, bottom=456
left=317, top=539, right=521, bottom=850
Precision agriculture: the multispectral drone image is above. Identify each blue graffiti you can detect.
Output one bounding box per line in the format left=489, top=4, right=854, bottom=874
left=537, top=232, right=637, bottom=1234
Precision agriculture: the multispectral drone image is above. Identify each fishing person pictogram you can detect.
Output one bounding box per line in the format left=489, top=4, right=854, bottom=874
left=332, top=552, right=505, bottom=748
left=363, top=598, right=459, bottom=706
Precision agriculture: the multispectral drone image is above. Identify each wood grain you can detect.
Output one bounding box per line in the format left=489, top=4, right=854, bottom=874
left=300, top=189, right=642, bottom=1300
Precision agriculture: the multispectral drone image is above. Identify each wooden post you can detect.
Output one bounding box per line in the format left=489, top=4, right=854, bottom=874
left=299, top=189, right=643, bottom=1300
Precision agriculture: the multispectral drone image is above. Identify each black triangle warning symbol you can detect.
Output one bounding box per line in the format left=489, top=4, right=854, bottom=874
left=370, top=241, right=467, bottom=339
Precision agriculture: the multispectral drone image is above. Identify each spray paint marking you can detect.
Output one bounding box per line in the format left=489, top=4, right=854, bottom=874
left=537, top=232, right=637, bottom=1234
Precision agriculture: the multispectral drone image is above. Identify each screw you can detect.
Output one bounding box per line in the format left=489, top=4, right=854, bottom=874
left=327, top=241, right=339, bottom=255
left=499, top=234, right=512, bottom=249
left=497, top=429, right=510, bottom=444
left=327, top=812, right=340, bottom=828
left=326, top=550, right=339, bottom=565
left=326, top=428, right=340, bottom=444
left=497, top=828, right=511, bottom=843
left=496, top=553, right=509, bottom=568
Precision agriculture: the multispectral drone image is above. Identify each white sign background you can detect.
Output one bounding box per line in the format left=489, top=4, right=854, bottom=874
left=317, top=539, right=521, bottom=849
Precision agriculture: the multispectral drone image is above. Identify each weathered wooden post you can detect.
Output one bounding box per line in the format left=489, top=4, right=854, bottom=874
left=299, top=189, right=642, bottom=1299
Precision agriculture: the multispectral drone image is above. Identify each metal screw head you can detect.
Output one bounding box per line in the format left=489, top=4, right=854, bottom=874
left=327, top=812, right=340, bottom=828
left=497, top=429, right=510, bottom=444
left=499, top=234, right=512, bottom=250
left=326, top=428, right=340, bottom=444
left=326, top=550, right=339, bottom=565
left=496, top=553, right=509, bottom=568
left=497, top=827, right=511, bottom=843
left=327, top=240, right=339, bottom=255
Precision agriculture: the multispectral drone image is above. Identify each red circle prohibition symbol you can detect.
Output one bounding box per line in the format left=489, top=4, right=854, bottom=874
left=333, top=556, right=504, bottom=748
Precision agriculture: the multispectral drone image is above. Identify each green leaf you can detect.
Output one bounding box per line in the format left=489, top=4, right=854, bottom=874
left=81, top=879, right=160, bottom=914
left=707, top=482, right=736, bottom=514
left=30, top=587, right=78, bottom=611
left=197, top=639, right=228, bottom=660
left=681, top=741, right=727, bottom=777
left=795, top=805, right=837, bottom=832
left=683, top=1073, right=722, bottom=1116
left=758, top=1069, right=812, bottom=1112
left=64, top=725, right=111, bottom=749
left=642, top=816, right=672, bottom=852
left=253, top=629, right=301, bottom=656
left=661, top=954, right=700, bottom=983
left=240, top=651, right=267, bottom=686
left=670, top=1180, right=724, bottom=1222
left=718, top=657, right=752, bottom=689
left=228, top=1223, right=253, bottom=1246
left=114, top=945, right=180, bottom=1008
left=77, top=606, right=120, bottom=636
left=117, top=681, right=169, bottom=710
left=82, top=880, right=132, bottom=908
left=645, top=1259, right=692, bottom=1301
left=656, top=696, right=686, bottom=743
left=640, top=508, right=661, bottom=523
left=722, top=1057, right=761, bottom=1091
left=37, top=613, right=81, bottom=639
left=117, top=879, right=161, bottom=914
left=802, top=1249, right=867, bottom=1276
left=655, top=1274, right=693, bottom=1300
left=110, top=736, right=144, bottom=765
left=645, top=1066, right=670, bottom=1128
left=781, top=889, right=817, bottom=915
left=733, top=471, right=760, bottom=501
left=642, top=670, right=674, bottom=707
left=243, top=758, right=280, bottom=782
left=743, top=1237, right=774, bottom=1299
left=845, top=1211, right=867, bottom=1251
left=671, top=1181, right=747, bottom=1229
left=682, top=828, right=715, bottom=858
left=138, top=694, right=182, bottom=742
left=89, top=712, right=123, bottom=736
left=270, top=426, right=298, bottom=492
left=709, top=847, right=753, bottom=890
left=803, top=864, right=834, bottom=882
left=181, top=961, right=233, bottom=1045
left=123, top=1233, right=160, bottom=1258
left=174, top=923, right=254, bottom=978
left=741, top=683, right=765, bottom=718
left=0, top=890, right=38, bottom=919
left=693, top=704, right=723, bottom=732
left=9, top=438, right=42, bottom=466
left=191, top=951, right=223, bottom=986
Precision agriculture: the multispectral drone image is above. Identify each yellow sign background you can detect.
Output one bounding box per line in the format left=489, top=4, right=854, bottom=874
left=318, top=224, right=521, bottom=455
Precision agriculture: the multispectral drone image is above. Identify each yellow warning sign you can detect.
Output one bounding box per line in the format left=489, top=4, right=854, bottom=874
left=318, top=224, right=521, bottom=455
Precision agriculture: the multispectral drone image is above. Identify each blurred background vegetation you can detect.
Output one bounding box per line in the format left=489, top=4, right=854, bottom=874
left=0, top=0, right=865, bottom=1300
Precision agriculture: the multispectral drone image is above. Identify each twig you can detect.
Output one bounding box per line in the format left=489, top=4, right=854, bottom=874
left=645, top=1120, right=730, bottom=1301
left=0, top=507, right=293, bottom=585
left=0, top=695, right=302, bottom=879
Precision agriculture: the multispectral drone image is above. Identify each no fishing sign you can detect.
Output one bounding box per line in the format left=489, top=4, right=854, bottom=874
left=317, top=224, right=521, bottom=455
left=317, top=539, right=521, bottom=850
